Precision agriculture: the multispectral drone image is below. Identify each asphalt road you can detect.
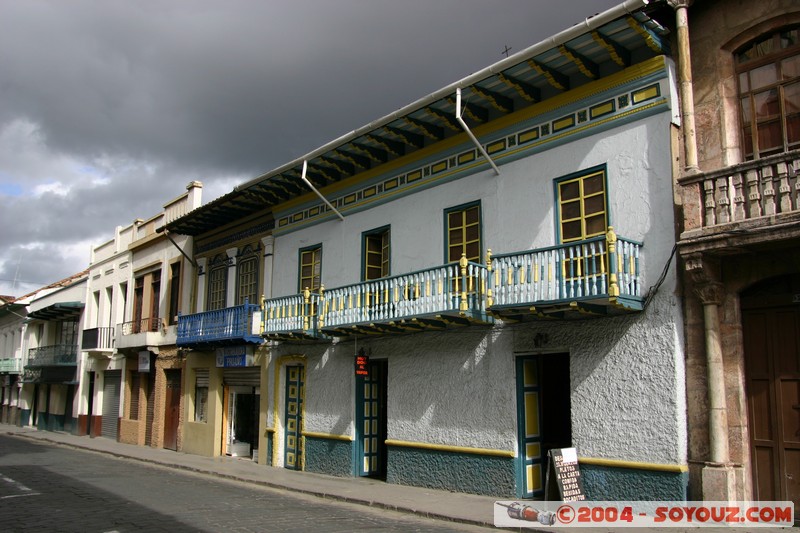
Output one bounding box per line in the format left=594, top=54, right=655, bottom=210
left=0, top=435, right=496, bottom=532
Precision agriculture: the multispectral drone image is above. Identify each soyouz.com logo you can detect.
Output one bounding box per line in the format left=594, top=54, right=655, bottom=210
left=493, top=501, right=794, bottom=528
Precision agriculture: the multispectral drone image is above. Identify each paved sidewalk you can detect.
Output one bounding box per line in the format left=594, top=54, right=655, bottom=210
left=0, top=425, right=498, bottom=529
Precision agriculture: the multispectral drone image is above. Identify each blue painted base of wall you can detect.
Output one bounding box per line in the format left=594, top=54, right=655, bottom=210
left=19, top=409, right=30, bottom=427
left=386, top=445, right=515, bottom=497
left=304, top=436, right=353, bottom=477
left=581, top=464, right=688, bottom=501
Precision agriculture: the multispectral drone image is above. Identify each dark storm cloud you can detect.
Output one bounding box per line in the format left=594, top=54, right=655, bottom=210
left=0, top=0, right=621, bottom=295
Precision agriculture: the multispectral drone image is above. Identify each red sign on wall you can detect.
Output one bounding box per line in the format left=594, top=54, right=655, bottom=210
left=355, top=353, right=369, bottom=376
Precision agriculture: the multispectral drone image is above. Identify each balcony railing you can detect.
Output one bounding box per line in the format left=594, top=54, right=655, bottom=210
left=680, top=149, right=800, bottom=231
left=121, top=317, right=161, bottom=335
left=488, top=228, right=643, bottom=319
left=177, top=302, right=262, bottom=348
left=318, top=256, right=490, bottom=336
left=0, top=358, right=22, bottom=373
left=81, top=327, right=116, bottom=351
left=26, top=344, right=79, bottom=367
left=263, top=291, right=320, bottom=341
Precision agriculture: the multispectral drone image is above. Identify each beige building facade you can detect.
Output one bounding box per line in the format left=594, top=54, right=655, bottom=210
left=674, top=0, right=800, bottom=509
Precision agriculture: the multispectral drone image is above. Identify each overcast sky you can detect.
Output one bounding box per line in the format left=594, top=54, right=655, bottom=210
left=0, top=0, right=621, bottom=298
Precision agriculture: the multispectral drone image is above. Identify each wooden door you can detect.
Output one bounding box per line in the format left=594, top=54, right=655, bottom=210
left=357, top=360, right=388, bottom=478
left=163, top=370, right=181, bottom=451
left=744, top=304, right=800, bottom=509
left=283, top=365, right=305, bottom=470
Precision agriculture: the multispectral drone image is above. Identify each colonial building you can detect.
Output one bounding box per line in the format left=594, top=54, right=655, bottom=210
left=170, top=0, right=687, bottom=499
left=167, top=187, right=272, bottom=460
left=673, top=0, right=800, bottom=508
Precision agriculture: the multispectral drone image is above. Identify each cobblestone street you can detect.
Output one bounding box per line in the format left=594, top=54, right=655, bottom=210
left=0, top=435, right=495, bottom=532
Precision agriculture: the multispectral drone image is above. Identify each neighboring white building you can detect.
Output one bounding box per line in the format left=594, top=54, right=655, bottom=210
left=0, top=295, right=28, bottom=425
left=20, top=271, right=88, bottom=432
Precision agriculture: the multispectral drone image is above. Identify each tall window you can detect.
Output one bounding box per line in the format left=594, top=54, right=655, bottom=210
left=207, top=254, right=228, bottom=311
left=556, top=168, right=608, bottom=243
left=57, top=321, right=78, bottom=346
left=150, top=270, right=161, bottom=325
left=133, top=275, right=145, bottom=333
left=299, top=245, right=322, bottom=292
left=167, top=261, right=181, bottom=325
left=237, top=245, right=259, bottom=305
left=363, top=227, right=390, bottom=280
left=194, top=368, right=209, bottom=423
left=737, top=26, right=800, bottom=159
left=445, top=202, right=481, bottom=263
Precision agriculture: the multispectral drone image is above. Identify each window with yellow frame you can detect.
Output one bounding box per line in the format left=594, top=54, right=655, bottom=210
left=299, top=245, right=322, bottom=292
left=363, top=227, right=390, bottom=281
left=445, top=202, right=481, bottom=263
left=556, top=168, right=607, bottom=243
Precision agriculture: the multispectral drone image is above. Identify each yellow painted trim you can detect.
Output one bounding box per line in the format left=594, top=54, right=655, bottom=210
left=275, top=56, right=668, bottom=213
left=632, top=84, right=660, bottom=104
left=385, top=438, right=514, bottom=458
left=303, top=431, right=354, bottom=442
left=579, top=456, right=688, bottom=473
left=271, top=355, right=306, bottom=469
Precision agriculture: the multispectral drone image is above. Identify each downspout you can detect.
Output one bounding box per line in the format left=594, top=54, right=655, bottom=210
left=157, top=227, right=197, bottom=267
left=456, top=88, right=501, bottom=176
left=300, top=160, right=345, bottom=221
left=669, top=0, right=700, bottom=174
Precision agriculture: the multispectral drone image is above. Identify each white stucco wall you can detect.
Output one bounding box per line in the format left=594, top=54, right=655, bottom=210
left=271, top=110, right=675, bottom=299
left=266, top=67, right=685, bottom=467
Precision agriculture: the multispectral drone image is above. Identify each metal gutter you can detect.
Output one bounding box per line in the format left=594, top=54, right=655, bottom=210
left=234, top=0, right=653, bottom=193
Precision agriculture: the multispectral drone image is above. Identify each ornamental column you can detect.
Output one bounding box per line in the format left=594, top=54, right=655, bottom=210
left=686, top=254, right=742, bottom=501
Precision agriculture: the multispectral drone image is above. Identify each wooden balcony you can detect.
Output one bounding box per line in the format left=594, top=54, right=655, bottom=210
left=26, top=344, right=79, bottom=367
left=487, top=228, right=643, bottom=320
left=679, top=150, right=800, bottom=253
left=262, top=291, right=321, bottom=341
left=318, top=256, right=491, bottom=337
left=177, top=302, right=263, bottom=349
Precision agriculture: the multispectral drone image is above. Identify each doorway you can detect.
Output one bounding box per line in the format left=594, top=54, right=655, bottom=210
left=356, top=359, right=388, bottom=478
left=742, top=276, right=800, bottom=511
left=515, top=353, right=571, bottom=498
left=163, top=369, right=181, bottom=451
left=224, top=386, right=258, bottom=457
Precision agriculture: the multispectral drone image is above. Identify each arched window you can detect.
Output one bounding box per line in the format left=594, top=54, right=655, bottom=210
left=736, top=26, right=800, bottom=159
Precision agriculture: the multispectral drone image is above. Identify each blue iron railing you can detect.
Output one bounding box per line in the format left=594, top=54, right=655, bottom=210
left=26, top=344, right=79, bottom=367
left=177, top=302, right=262, bottom=346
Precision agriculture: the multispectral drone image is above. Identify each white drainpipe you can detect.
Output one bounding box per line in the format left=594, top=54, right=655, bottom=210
left=300, top=160, right=345, bottom=221
left=456, top=88, right=501, bottom=176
